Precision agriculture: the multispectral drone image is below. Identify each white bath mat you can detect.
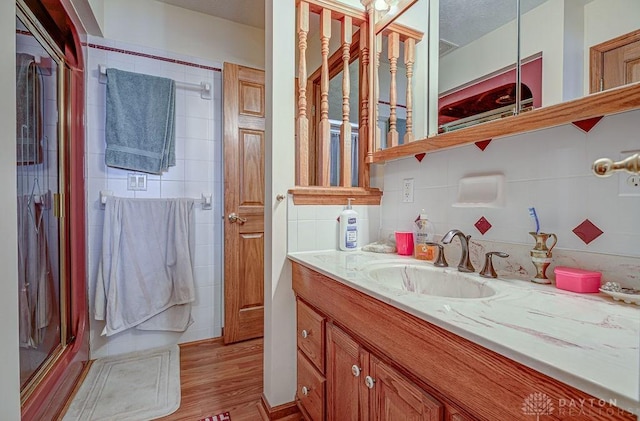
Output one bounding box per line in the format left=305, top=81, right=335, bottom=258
left=63, top=345, right=181, bottom=421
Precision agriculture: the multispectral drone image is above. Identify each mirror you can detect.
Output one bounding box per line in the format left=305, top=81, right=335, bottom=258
left=438, top=0, right=522, bottom=133
left=520, top=0, right=640, bottom=106
left=372, top=0, right=640, bottom=143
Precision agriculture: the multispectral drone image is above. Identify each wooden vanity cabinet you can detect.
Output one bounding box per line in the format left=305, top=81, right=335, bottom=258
left=296, top=299, right=326, bottom=420
left=326, top=323, right=443, bottom=421
left=292, top=261, right=636, bottom=421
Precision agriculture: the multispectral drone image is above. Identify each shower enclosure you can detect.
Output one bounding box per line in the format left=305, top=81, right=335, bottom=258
left=16, top=13, right=64, bottom=392
left=16, top=1, right=88, bottom=419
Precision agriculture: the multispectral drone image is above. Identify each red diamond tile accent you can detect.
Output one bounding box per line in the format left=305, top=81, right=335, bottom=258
left=572, top=116, right=603, bottom=133
left=475, top=139, right=492, bottom=151
left=572, top=219, right=604, bottom=245
left=474, top=216, right=492, bottom=235
left=415, top=153, right=426, bottom=162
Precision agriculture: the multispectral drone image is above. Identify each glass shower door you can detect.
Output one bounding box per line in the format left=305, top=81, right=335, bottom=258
left=16, top=14, right=65, bottom=393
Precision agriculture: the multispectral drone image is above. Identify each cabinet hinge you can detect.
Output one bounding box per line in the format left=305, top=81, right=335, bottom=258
left=600, top=78, right=604, bottom=92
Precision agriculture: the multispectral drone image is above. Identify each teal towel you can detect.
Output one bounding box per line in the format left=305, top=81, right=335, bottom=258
left=105, top=68, right=176, bottom=174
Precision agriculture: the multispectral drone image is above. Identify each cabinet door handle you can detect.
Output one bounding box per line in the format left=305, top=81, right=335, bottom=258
left=301, top=386, right=310, bottom=396
left=300, top=329, right=309, bottom=339
left=364, top=375, right=375, bottom=389
left=351, top=365, right=361, bottom=377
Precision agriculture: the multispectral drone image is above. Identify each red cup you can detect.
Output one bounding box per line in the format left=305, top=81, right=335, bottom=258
left=395, top=231, right=414, bottom=256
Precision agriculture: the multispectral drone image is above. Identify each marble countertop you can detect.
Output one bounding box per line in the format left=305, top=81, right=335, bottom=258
left=288, top=250, right=640, bottom=415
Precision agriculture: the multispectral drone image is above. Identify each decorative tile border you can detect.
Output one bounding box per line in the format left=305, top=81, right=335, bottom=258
left=474, top=216, right=492, bottom=235
left=475, top=139, right=492, bottom=151
left=571, top=116, right=603, bottom=133
left=83, top=42, right=222, bottom=73
left=573, top=219, right=604, bottom=245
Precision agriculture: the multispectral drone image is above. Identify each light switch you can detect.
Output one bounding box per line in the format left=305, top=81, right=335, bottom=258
left=127, top=174, right=147, bottom=191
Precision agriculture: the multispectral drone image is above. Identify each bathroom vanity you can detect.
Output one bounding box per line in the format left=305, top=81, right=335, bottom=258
left=289, top=251, right=639, bottom=420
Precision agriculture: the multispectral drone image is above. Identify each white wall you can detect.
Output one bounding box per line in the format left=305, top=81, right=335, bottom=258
left=102, top=0, right=265, bottom=69
left=378, top=109, right=640, bottom=273
left=264, top=0, right=297, bottom=407
left=0, top=2, right=21, bottom=420
left=85, top=37, right=224, bottom=358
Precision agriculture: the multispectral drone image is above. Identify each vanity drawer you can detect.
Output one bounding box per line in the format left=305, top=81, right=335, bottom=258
left=297, top=350, right=325, bottom=421
left=297, top=299, right=325, bottom=372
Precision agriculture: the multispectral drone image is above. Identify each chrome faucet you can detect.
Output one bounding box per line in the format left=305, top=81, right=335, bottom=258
left=441, top=229, right=475, bottom=273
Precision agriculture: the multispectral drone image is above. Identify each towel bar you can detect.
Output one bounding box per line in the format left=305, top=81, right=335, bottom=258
left=98, top=65, right=212, bottom=100
left=100, top=190, right=212, bottom=210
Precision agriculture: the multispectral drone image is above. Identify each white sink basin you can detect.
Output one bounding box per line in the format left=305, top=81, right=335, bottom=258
left=363, top=262, right=496, bottom=299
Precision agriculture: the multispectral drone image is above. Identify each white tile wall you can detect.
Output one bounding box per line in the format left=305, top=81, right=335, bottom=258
left=287, top=195, right=381, bottom=252
left=85, top=36, right=223, bottom=359
left=378, top=109, right=640, bottom=272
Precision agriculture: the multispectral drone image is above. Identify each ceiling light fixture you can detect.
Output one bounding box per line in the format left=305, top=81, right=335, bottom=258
left=374, top=0, right=390, bottom=11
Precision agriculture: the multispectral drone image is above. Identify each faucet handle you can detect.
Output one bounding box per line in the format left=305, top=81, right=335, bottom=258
left=480, top=252, right=509, bottom=278
left=425, top=242, right=448, bottom=267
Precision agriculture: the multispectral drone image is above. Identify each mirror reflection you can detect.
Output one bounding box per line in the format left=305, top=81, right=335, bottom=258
left=438, top=0, right=526, bottom=133
left=520, top=0, right=640, bottom=103
left=377, top=0, right=640, bottom=140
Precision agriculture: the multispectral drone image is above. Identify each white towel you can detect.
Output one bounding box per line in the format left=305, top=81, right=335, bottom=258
left=17, top=196, right=53, bottom=348
left=95, top=197, right=196, bottom=336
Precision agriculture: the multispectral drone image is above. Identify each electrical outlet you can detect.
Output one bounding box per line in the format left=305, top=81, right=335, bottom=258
left=618, top=150, right=640, bottom=196
left=402, top=178, right=414, bottom=203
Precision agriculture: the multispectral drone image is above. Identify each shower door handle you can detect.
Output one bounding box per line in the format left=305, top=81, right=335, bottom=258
left=228, top=213, right=247, bottom=224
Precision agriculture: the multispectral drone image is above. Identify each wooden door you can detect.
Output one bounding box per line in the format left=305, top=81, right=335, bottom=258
left=223, top=63, right=265, bottom=344
left=326, top=324, right=370, bottom=421
left=370, top=355, right=443, bottom=421
left=590, top=30, right=640, bottom=93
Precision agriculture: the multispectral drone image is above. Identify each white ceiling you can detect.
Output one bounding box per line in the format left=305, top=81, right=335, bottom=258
left=156, top=0, right=265, bottom=29
left=440, top=0, right=547, bottom=48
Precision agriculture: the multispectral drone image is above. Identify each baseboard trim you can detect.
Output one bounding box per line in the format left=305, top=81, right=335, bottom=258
left=258, top=394, right=301, bottom=420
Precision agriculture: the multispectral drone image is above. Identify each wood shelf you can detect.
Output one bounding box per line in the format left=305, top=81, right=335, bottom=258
left=371, top=82, right=640, bottom=163
left=289, top=186, right=383, bottom=205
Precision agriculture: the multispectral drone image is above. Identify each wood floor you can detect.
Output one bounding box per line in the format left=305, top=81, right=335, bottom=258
left=156, top=337, right=266, bottom=421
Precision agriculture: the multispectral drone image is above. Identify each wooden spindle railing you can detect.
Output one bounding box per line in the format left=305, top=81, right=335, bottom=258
left=296, top=1, right=310, bottom=186
left=375, top=33, right=382, bottom=151
left=292, top=0, right=423, bottom=196
left=387, top=31, right=400, bottom=148
left=340, top=16, right=353, bottom=187
left=404, top=37, right=415, bottom=144
left=318, top=8, right=332, bottom=187
left=359, top=20, right=370, bottom=188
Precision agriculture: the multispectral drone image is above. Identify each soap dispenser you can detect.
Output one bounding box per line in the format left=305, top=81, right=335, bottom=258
left=414, top=209, right=435, bottom=260
left=339, top=198, right=358, bottom=251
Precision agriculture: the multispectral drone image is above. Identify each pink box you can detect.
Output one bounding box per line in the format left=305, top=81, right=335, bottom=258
left=554, top=266, right=601, bottom=293
left=395, top=231, right=414, bottom=256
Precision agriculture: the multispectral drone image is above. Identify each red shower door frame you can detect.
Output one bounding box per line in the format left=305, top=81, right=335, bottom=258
left=19, top=1, right=89, bottom=419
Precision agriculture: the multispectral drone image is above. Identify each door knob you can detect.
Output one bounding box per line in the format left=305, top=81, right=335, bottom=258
left=228, top=213, right=247, bottom=224
left=301, top=386, right=310, bottom=396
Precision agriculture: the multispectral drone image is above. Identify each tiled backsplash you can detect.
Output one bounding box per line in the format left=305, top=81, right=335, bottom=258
left=378, top=109, right=640, bottom=286
left=85, top=36, right=223, bottom=358
left=287, top=196, right=380, bottom=253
